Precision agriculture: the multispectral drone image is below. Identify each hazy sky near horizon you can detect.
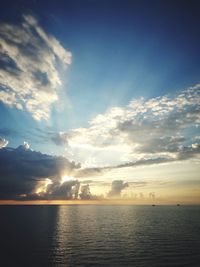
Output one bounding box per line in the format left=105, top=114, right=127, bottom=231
left=0, top=0, right=200, bottom=203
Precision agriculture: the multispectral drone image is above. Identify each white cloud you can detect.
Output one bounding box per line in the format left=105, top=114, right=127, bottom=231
left=52, top=84, right=200, bottom=167
left=0, top=15, right=71, bottom=120
left=0, top=137, right=8, bottom=148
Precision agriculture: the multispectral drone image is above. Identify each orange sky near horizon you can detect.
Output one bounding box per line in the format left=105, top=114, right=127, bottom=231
left=0, top=198, right=199, bottom=206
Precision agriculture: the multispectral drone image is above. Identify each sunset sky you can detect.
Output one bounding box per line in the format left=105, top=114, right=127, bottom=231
left=0, top=0, right=200, bottom=204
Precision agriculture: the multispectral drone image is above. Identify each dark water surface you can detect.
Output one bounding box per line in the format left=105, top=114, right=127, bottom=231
left=0, top=205, right=200, bottom=266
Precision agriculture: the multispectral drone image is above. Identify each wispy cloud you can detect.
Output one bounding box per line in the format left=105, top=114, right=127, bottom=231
left=52, top=84, right=200, bottom=167
left=0, top=14, right=71, bottom=120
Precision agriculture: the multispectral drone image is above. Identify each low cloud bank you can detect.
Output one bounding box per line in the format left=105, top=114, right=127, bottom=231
left=0, top=142, right=80, bottom=199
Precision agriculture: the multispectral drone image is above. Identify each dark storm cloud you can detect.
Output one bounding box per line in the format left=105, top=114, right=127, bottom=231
left=0, top=143, right=80, bottom=199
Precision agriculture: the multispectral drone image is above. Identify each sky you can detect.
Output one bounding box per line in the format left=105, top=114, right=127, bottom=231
left=0, top=0, right=200, bottom=203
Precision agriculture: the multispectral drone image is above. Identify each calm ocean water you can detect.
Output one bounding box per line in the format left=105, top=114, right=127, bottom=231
left=0, top=205, right=200, bottom=267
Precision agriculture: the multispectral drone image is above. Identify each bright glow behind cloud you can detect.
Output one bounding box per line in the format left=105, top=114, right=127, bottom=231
left=0, top=137, right=8, bottom=148
left=53, top=84, right=200, bottom=167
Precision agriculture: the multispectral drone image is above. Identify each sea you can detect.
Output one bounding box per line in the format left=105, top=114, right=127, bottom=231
left=0, top=205, right=200, bottom=267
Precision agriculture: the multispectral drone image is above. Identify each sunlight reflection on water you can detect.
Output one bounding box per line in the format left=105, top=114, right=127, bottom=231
left=50, top=205, right=200, bottom=266
left=0, top=205, right=200, bottom=266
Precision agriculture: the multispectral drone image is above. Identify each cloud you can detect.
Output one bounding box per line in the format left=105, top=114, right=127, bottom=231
left=52, top=84, right=200, bottom=167
left=0, top=14, right=71, bottom=120
left=178, top=143, right=200, bottom=160
left=66, top=143, right=200, bottom=184
left=0, top=141, right=198, bottom=200
left=34, top=179, right=81, bottom=200
left=0, top=137, right=8, bottom=148
left=108, top=180, right=128, bottom=198
left=128, top=181, right=148, bottom=187
left=0, top=142, right=80, bottom=199
left=79, top=184, right=91, bottom=199
left=75, top=166, right=109, bottom=178
left=51, top=132, right=69, bottom=146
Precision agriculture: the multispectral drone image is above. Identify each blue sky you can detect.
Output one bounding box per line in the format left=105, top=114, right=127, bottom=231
left=1, top=0, right=200, bottom=135
left=0, top=0, right=200, bottom=202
